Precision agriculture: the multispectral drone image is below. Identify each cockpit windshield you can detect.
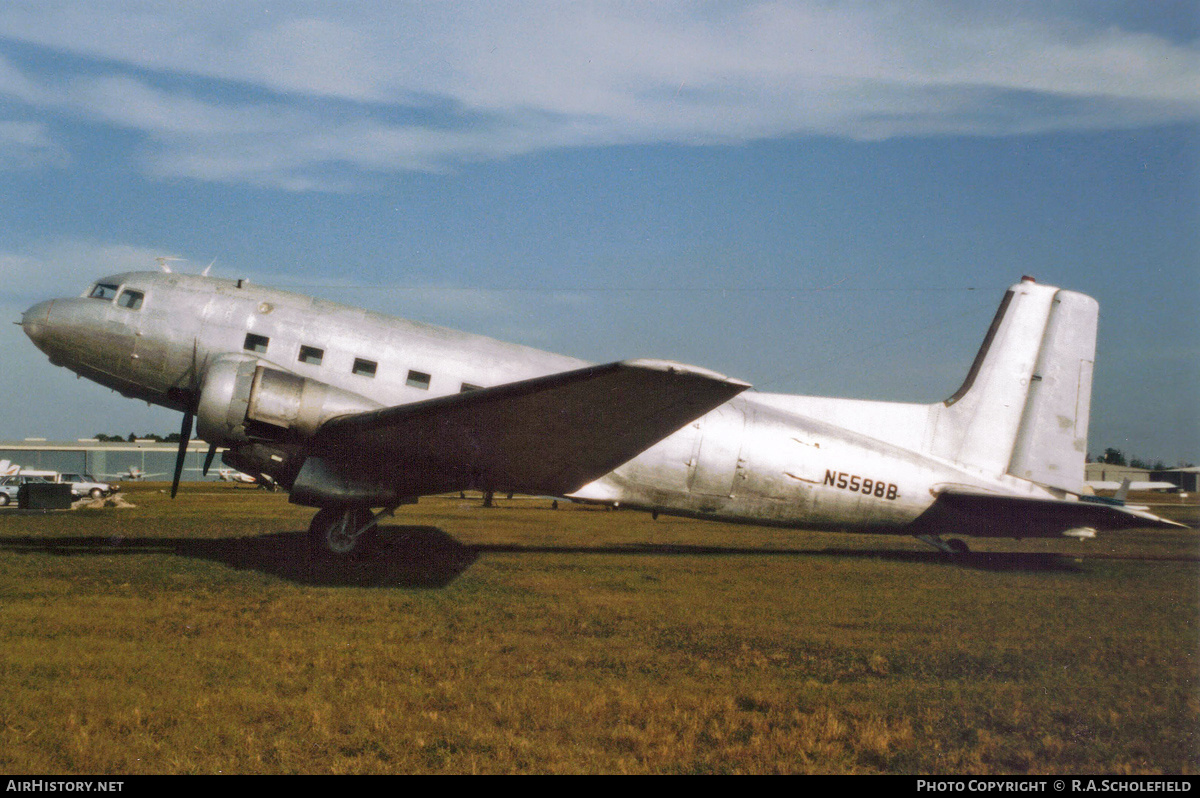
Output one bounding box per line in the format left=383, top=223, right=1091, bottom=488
left=88, top=283, right=120, bottom=301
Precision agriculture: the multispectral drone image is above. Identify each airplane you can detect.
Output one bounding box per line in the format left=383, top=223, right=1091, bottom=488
left=20, top=270, right=1185, bottom=559
left=217, top=467, right=279, bottom=491
left=217, top=467, right=257, bottom=484
left=1086, top=480, right=1177, bottom=493
left=104, top=466, right=166, bottom=481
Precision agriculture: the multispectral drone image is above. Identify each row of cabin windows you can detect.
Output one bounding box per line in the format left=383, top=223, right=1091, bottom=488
left=243, top=333, right=456, bottom=392
left=87, top=282, right=479, bottom=392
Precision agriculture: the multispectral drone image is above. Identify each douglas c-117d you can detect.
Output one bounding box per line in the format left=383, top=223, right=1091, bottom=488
left=21, top=270, right=1183, bottom=558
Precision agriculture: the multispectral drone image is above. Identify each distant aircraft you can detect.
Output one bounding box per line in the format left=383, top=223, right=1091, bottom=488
left=1087, top=481, right=1177, bottom=492
left=105, top=466, right=166, bottom=481
left=0, top=461, right=57, bottom=481
left=217, top=467, right=278, bottom=490
left=217, top=467, right=256, bottom=484
left=21, top=270, right=1184, bottom=558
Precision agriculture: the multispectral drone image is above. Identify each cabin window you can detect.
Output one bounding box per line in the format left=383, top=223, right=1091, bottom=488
left=352, top=358, right=377, bottom=378
left=298, top=345, right=324, bottom=365
left=406, top=370, right=431, bottom=390
left=117, top=289, right=144, bottom=310
left=460, top=383, right=482, bottom=392
left=243, top=333, right=270, bottom=354
left=88, top=283, right=120, bottom=301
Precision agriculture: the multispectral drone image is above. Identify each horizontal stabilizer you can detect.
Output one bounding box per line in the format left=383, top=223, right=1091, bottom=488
left=302, top=359, right=750, bottom=500
left=909, top=488, right=1188, bottom=539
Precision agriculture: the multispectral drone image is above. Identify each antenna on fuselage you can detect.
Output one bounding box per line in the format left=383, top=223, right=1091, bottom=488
left=155, top=256, right=185, bottom=273
left=201, top=258, right=216, bottom=276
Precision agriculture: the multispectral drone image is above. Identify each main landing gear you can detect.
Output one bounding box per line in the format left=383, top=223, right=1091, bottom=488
left=915, top=534, right=971, bottom=555
left=309, top=505, right=393, bottom=559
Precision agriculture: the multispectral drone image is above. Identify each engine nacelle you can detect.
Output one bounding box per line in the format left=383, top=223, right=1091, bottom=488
left=196, top=354, right=383, bottom=446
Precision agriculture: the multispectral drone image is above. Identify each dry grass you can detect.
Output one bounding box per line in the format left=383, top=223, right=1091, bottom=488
left=0, top=484, right=1196, bottom=774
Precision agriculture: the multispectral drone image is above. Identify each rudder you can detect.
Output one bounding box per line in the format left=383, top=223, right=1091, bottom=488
left=930, top=278, right=1097, bottom=494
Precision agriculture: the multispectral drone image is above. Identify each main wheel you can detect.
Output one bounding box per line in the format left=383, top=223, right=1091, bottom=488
left=309, top=505, right=375, bottom=559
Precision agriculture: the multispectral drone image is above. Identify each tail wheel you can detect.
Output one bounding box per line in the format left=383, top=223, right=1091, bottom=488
left=915, top=534, right=972, bottom=555
left=309, top=505, right=376, bottom=558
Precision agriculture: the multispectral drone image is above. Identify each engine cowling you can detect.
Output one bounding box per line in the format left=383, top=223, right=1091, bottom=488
left=196, top=354, right=383, bottom=446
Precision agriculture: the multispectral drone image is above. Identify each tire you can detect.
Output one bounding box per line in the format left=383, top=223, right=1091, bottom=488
left=0, top=494, right=9, bottom=507
left=308, top=505, right=375, bottom=559
left=90, top=488, right=104, bottom=499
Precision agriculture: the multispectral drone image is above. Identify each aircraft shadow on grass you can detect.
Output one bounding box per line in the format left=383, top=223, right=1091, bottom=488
left=0, top=524, right=1083, bottom=587
left=0, top=526, right=478, bottom=588
left=476, top=542, right=1085, bottom=574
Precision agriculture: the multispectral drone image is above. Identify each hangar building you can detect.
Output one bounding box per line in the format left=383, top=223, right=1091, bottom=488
left=1084, top=463, right=1151, bottom=484
left=0, top=439, right=220, bottom=482
left=1151, top=467, right=1200, bottom=493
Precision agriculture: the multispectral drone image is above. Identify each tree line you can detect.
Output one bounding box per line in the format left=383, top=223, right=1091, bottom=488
left=1087, top=448, right=1194, bottom=470
left=93, top=433, right=187, bottom=443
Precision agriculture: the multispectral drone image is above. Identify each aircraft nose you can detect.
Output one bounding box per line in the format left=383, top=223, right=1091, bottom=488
left=21, top=299, right=55, bottom=347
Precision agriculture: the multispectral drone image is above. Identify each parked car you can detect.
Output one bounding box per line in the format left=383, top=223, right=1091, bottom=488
left=0, top=475, right=20, bottom=506
left=58, top=472, right=119, bottom=499
left=0, top=474, right=57, bottom=506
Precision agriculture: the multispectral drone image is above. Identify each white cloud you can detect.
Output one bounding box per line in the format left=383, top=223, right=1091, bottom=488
left=0, top=2, right=1195, bottom=188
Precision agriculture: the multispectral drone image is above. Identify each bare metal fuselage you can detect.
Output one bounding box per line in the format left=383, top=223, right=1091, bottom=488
left=27, top=270, right=1167, bottom=547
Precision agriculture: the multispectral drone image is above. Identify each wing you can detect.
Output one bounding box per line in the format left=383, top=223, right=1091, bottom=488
left=910, top=488, right=1188, bottom=538
left=291, top=359, right=750, bottom=505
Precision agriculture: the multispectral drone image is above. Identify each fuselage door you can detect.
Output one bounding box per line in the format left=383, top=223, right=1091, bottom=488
left=127, top=288, right=169, bottom=382
left=688, top=403, right=746, bottom=497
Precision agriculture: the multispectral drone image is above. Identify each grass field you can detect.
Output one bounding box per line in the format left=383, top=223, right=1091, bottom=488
left=0, top=483, right=1196, bottom=774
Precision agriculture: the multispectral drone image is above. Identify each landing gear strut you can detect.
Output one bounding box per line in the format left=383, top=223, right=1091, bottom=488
left=309, top=505, right=389, bottom=558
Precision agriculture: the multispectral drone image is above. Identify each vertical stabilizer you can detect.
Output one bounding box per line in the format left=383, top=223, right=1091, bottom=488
left=931, top=278, right=1097, bottom=493
left=1006, top=289, right=1097, bottom=493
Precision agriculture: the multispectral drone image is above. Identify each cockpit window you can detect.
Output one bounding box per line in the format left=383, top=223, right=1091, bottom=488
left=88, top=283, right=120, bottom=301
left=117, top=290, right=144, bottom=310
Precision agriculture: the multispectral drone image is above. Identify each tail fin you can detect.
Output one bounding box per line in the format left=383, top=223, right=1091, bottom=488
left=930, top=277, right=1097, bottom=494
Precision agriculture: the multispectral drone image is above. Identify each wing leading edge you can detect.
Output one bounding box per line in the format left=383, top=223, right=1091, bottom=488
left=290, top=359, right=751, bottom=506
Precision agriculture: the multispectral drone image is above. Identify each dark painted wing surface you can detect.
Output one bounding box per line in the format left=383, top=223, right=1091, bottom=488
left=308, top=359, right=750, bottom=498
left=910, top=488, right=1188, bottom=538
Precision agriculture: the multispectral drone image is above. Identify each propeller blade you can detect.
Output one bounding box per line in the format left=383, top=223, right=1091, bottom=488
left=171, top=410, right=194, bottom=499
left=202, top=443, right=217, bottom=476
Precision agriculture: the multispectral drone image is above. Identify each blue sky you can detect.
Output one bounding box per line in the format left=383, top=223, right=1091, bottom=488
left=0, top=1, right=1196, bottom=464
